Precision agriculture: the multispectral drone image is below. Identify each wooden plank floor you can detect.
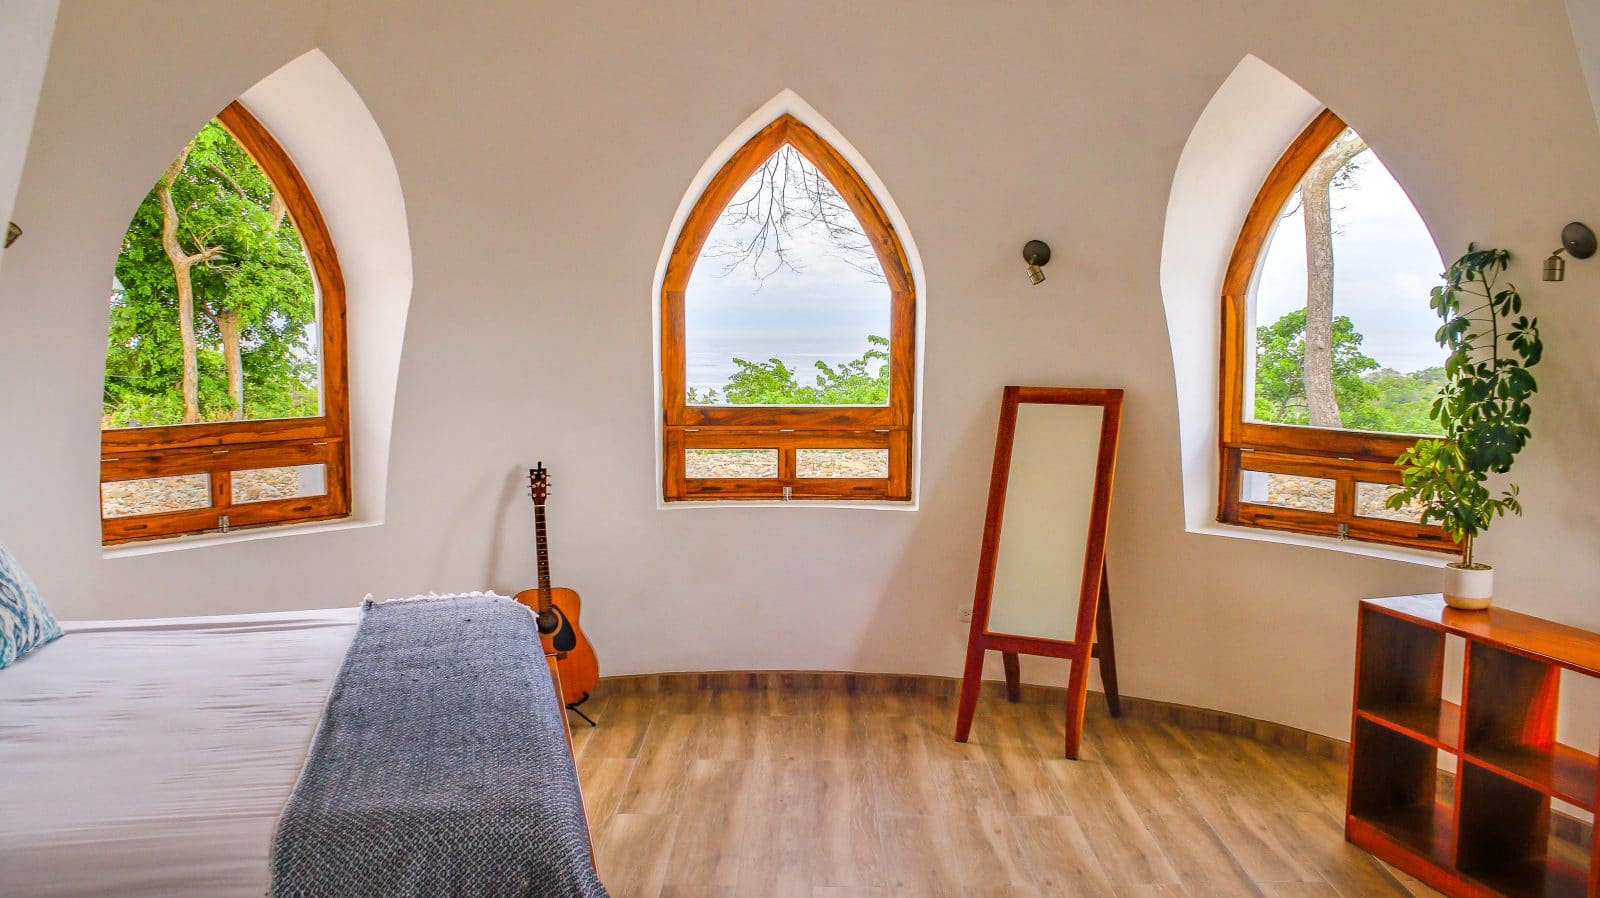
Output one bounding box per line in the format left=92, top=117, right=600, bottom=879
left=570, top=687, right=1450, bottom=898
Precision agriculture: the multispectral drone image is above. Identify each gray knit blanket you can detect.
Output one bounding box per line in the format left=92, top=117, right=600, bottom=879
left=269, top=595, right=608, bottom=898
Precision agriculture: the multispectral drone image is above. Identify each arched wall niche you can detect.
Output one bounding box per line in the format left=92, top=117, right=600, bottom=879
left=1565, top=0, right=1600, bottom=137
left=1158, top=54, right=1439, bottom=562
left=650, top=89, right=927, bottom=509
left=0, top=1, right=58, bottom=277
left=110, top=48, right=413, bottom=553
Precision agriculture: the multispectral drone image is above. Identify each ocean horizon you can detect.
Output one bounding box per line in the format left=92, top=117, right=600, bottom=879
left=686, top=339, right=885, bottom=398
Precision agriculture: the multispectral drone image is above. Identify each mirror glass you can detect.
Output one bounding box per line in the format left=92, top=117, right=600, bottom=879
left=985, top=402, right=1104, bottom=642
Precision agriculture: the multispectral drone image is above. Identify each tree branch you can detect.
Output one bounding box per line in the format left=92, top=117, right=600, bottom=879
left=708, top=145, right=883, bottom=284
left=157, top=145, right=194, bottom=266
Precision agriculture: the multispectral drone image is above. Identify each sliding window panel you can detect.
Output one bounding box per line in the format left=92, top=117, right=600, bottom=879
left=101, top=439, right=348, bottom=544
left=796, top=448, right=890, bottom=479
left=673, top=427, right=901, bottom=500
left=101, top=473, right=212, bottom=519
left=685, top=448, right=780, bottom=479
left=1239, top=469, right=1337, bottom=514
left=232, top=464, right=328, bottom=504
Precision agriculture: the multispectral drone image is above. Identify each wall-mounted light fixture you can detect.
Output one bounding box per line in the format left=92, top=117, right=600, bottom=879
left=1023, top=239, right=1051, bottom=285
left=3, top=222, right=19, bottom=249
left=1542, top=221, right=1596, bottom=282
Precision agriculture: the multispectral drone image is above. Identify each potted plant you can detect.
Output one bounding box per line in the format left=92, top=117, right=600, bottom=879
left=1388, top=246, right=1542, bottom=610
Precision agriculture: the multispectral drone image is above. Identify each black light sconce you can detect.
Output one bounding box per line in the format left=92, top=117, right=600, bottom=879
left=1022, top=239, right=1051, bottom=285
left=1543, top=221, right=1596, bottom=282
left=3, top=222, right=18, bottom=249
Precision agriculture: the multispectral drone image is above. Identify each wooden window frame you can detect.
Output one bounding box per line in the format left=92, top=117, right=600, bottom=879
left=661, top=114, right=914, bottom=502
left=1217, top=109, right=1451, bottom=553
left=100, top=101, right=350, bottom=544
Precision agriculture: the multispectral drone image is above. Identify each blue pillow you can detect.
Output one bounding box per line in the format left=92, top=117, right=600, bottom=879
left=0, top=539, right=62, bottom=668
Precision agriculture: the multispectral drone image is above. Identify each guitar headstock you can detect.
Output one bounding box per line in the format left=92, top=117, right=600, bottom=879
left=529, top=462, right=549, bottom=505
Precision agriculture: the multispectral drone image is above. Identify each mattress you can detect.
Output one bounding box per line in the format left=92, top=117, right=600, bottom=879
left=0, top=606, right=362, bottom=898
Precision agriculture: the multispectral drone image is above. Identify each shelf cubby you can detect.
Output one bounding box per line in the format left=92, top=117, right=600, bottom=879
left=1458, top=762, right=1586, bottom=898
left=1464, top=642, right=1561, bottom=754
left=1349, top=716, right=1455, bottom=865
left=1357, top=607, right=1446, bottom=720
left=1463, top=642, right=1598, bottom=810
left=1347, top=596, right=1600, bottom=898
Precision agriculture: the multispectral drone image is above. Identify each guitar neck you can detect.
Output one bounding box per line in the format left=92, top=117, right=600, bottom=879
left=534, top=500, right=553, bottom=612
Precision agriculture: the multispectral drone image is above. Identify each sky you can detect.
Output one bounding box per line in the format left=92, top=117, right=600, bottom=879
left=1253, top=144, right=1446, bottom=374
left=684, top=149, right=889, bottom=401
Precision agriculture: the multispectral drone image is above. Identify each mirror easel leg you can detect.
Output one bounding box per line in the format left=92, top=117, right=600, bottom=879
left=1063, top=650, right=1091, bottom=760
left=1095, top=566, right=1122, bottom=718
left=953, top=640, right=986, bottom=742
left=1002, top=651, right=1022, bottom=703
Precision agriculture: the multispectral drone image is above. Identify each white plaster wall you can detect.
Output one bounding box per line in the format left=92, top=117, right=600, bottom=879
left=3, top=0, right=1599, bottom=742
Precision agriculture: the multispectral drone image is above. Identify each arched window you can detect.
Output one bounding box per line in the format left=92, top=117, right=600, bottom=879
left=100, top=101, right=349, bottom=543
left=661, top=114, right=914, bottom=501
left=1219, top=109, right=1450, bottom=551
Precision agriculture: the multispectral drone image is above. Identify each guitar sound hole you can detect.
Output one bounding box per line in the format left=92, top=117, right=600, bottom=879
left=536, top=609, right=560, bottom=635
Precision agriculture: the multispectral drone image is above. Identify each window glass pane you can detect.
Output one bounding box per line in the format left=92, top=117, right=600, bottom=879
left=232, top=464, right=327, bottom=504
left=1357, top=482, right=1425, bottom=523
left=685, top=449, right=779, bottom=478
left=101, top=473, right=211, bottom=518
left=684, top=144, right=890, bottom=407
left=1248, top=128, right=1445, bottom=437
left=1240, top=470, right=1335, bottom=513
left=104, top=118, right=321, bottom=430
left=796, top=448, right=889, bottom=478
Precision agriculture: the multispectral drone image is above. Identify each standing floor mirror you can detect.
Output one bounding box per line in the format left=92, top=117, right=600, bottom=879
left=953, top=386, right=1124, bottom=759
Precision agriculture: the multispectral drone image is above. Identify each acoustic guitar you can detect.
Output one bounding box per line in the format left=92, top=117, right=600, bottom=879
left=514, top=463, right=599, bottom=712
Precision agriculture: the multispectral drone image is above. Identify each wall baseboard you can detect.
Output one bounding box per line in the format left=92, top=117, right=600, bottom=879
left=592, top=669, right=1594, bottom=847
left=594, top=669, right=1344, bottom=756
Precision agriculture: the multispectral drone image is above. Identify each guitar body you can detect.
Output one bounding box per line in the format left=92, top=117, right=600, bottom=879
left=519, top=463, right=599, bottom=711
left=516, top=585, right=598, bottom=706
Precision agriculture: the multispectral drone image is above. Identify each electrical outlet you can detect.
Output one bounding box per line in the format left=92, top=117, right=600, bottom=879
left=958, top=606, right=973, bottom=623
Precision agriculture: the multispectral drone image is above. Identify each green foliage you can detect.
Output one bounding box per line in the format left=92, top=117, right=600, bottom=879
left=725, top=357, right=814, bottom=404
left=690, top=336, right=890, bottom=405
left=104, top=121, right=319, bottom=427
left=1254, top=310, right=1447, bottom=437
left=1388, top=246, right=1542, bottom=564
left=1360, top=367, right=1448, bottom=436
left=1254, top=308, right=1379, bottom=426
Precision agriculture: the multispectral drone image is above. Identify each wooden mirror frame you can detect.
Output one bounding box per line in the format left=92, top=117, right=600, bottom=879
left=953, top=386, right=1124, bottom=759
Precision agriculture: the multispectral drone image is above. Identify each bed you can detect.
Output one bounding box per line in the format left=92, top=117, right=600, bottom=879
left=0, top=599, right=602, bottom=897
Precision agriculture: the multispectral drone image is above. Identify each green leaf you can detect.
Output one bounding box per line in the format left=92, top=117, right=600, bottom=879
left=1391, top=245, right=1540, bottom=545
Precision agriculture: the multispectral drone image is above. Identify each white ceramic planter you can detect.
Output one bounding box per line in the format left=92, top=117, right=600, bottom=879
left=1444, top=563, right=1494, bottom=610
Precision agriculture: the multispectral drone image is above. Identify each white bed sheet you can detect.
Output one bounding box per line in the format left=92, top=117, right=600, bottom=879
left=0, top=607, right=361, bottom=898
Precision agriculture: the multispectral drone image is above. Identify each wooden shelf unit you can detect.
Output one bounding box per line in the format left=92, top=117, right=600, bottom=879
left=1348, top=595, right=1600, bottom=898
